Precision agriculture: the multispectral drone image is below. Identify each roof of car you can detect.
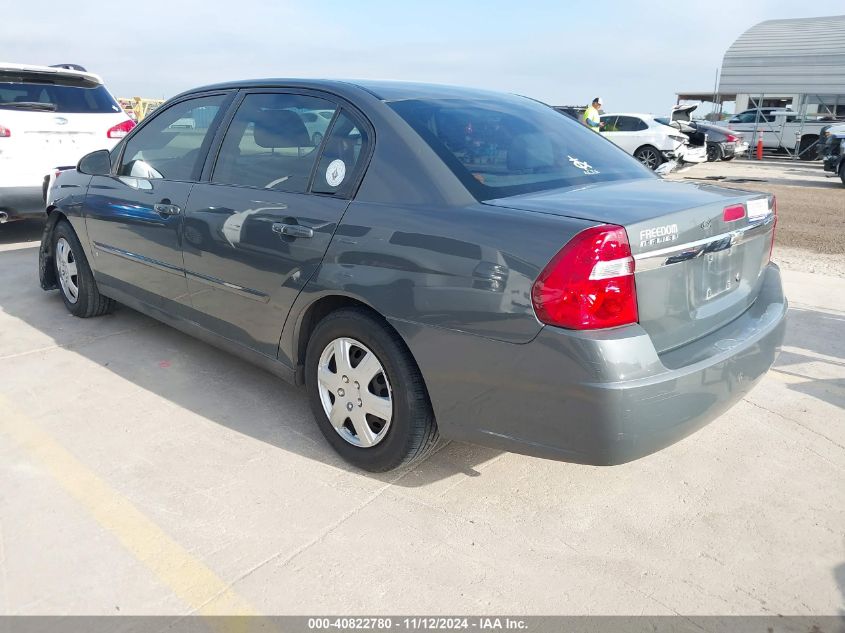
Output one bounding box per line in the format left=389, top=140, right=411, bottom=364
left=0, top=62, right=103, bottom=85
left=180, top=78, right=529, bottom=103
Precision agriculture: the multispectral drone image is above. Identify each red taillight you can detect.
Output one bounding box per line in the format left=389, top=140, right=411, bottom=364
left=0, top=124, right=10, bottom=138
left=723, top=204, right=745, bottom=222
left=107, top=119, right=135, bottom=139
left=725, top=133, right=739, bottom=142
left=769, top=196, right=778, bottom=262
left=532, top=224, right=638, bottom=330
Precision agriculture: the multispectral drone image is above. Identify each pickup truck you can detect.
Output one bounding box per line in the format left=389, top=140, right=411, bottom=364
left=725, top=109, right=839, bottom=160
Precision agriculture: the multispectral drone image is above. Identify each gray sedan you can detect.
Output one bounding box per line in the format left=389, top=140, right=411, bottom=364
left=39, top=80, right=786, bottom=471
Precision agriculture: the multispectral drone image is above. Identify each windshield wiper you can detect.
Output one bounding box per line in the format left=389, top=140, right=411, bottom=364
left=0, top=101, right=58, bottom=111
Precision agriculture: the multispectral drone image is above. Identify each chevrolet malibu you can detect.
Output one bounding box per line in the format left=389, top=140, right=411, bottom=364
left=39, top=80, right=787, bottom=471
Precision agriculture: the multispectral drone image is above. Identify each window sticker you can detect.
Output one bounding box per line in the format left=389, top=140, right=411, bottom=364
left=326, top=159, right=346, bottom=187
left=567, top=155, right=600, bottom=175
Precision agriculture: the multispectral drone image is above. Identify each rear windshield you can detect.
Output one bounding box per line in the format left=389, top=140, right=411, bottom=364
left=0, top=82, right=122, bottom=114
left=389, top=96, right=651, bottom=200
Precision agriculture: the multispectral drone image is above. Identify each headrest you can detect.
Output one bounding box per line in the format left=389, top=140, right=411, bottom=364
left=507, top=133, right=554, bottom=171
left=253, top=110, right=310, bottom=148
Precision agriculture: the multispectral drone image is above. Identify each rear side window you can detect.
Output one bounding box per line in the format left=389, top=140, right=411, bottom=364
left=118, top=95, right=226, bottom=181
left=0, top=82, right=122, bottom=114
left=312, top=110, right=369, bottom=196
left=390, top=97, right=650, bottom=200
left=212, top=93, right=337, bottom=192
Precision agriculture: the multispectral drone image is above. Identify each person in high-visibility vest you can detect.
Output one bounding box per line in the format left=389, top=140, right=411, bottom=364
left=583, top=97, right=605, bottom=132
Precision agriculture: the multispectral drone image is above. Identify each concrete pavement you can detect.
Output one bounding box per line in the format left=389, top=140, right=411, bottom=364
left=1, top=227, right=843, bottom=615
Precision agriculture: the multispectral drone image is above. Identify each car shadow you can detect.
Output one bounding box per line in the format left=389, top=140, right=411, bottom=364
left=0, top=219, right=44, bottom=245
left=1, top=244, right=502, bottom=487
left=773, top=305, right=845, bottom=410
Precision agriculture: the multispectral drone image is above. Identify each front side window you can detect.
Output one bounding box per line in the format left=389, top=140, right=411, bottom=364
left=118, top=95, right=226, bottom=181
left=614, top=116, right=647, bottom=132
left=600, top=116, right=618, bottom=131
left=212, top=93, right=337, bottom=192
left=390, top=96, right=650, bottom=200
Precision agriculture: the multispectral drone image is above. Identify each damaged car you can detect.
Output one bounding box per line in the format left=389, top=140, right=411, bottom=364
left=599, top=112, right=706, bottom=170
left=657, top=105, right=749, bottom=162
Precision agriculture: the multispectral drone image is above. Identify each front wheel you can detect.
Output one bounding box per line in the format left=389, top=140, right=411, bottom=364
left=839, top=162, right=845, bottom=186
left=52, top=219, right=115, bottom=318
left=305, top=308, right=438, bottom=471
left=634, top=146, right=663, bottom=170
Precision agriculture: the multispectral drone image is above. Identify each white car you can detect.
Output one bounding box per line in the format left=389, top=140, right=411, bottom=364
left=599, top=112, right=701, bottom=170
left=0, top=62, right=134, bottom=223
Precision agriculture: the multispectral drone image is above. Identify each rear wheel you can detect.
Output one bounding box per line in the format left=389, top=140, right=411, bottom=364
left=634, top=145, right=663, bottom=170
left=798, top=135, right=820, bottom=161
left=839, top=161, right=845, bottom=186
left=305, top=308, right=438, bottom=471
left=52, top=219, right=115, bottom=318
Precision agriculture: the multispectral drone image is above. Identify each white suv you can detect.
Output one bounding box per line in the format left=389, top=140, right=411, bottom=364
left=599, top=113, right=700, bottom=170
left=0, top=62, right=134, bottom=223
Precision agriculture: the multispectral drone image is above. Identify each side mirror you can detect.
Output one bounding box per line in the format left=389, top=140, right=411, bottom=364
left=77, top=150, right=112, bottom=176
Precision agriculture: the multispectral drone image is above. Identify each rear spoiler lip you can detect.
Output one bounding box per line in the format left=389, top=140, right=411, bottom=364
left=0, top=65, right=102, bottom=88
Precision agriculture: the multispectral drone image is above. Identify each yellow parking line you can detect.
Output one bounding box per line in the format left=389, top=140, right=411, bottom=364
left=0, top=395, right=259, bottom=620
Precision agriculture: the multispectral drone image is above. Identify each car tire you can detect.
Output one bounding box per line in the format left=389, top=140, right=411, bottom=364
left=305, top=307, right=439, bottom=472
left=52, top=219, right=116, bottom=318
left=634, top=145, right=663, bottom=170
left=798, top=135, right=820, bottom=161
left=706, top=143, right=722, bottom=162
left=839, top=161, right=845, bottom=186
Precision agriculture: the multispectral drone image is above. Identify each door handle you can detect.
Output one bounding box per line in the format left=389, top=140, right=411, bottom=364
left=272, top=222, right=314, bottom=239
left=154, top=202, right=181, bottom=217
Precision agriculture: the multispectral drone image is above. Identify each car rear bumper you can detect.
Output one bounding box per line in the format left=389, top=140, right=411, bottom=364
left=394, top=263, right=787, bottom=466
left=0, top=186, right=45, bottom=220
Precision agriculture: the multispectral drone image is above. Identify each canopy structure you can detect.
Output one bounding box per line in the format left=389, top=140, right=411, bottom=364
left=719, top=15, right=845, bottom=96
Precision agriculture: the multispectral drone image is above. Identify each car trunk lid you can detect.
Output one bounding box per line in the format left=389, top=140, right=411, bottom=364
left=486, top=178, right=776, bottom=353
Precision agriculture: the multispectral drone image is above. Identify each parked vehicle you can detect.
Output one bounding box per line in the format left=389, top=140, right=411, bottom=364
left=726, top=108, right=835, bottom=160
left=39, top=80, right=786, bottom=471
left=599, top=112, right=704, bottom=169
left=299, top=108, right=335, bottom=145
left=657, top=105, right=749, bottom=162
left=821, top=123, right=845, bottom=185
left=0, top=62, right=134, bottom=223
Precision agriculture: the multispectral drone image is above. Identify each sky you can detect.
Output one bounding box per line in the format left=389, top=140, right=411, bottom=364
left=2, top=1, right=839, bottom=115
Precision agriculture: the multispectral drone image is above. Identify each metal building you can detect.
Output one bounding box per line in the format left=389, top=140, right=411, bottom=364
left=719, top=14, right=845, bottom=117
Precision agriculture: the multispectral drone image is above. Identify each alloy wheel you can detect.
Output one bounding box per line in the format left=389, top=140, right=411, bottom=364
left=317, top=337, right=393, bottom=448
left=56, top=237, right=79, bottom=304
left=637, top=148, right=660, bottom=169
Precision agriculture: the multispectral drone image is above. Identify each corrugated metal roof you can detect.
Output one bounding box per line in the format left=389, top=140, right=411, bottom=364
left=719, top=15, right=845, bottom=95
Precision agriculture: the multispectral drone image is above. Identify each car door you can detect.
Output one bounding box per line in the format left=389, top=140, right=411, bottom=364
left=84, top=93, right=231, bottom=310
left=181, top=91, right=371, bottom=358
